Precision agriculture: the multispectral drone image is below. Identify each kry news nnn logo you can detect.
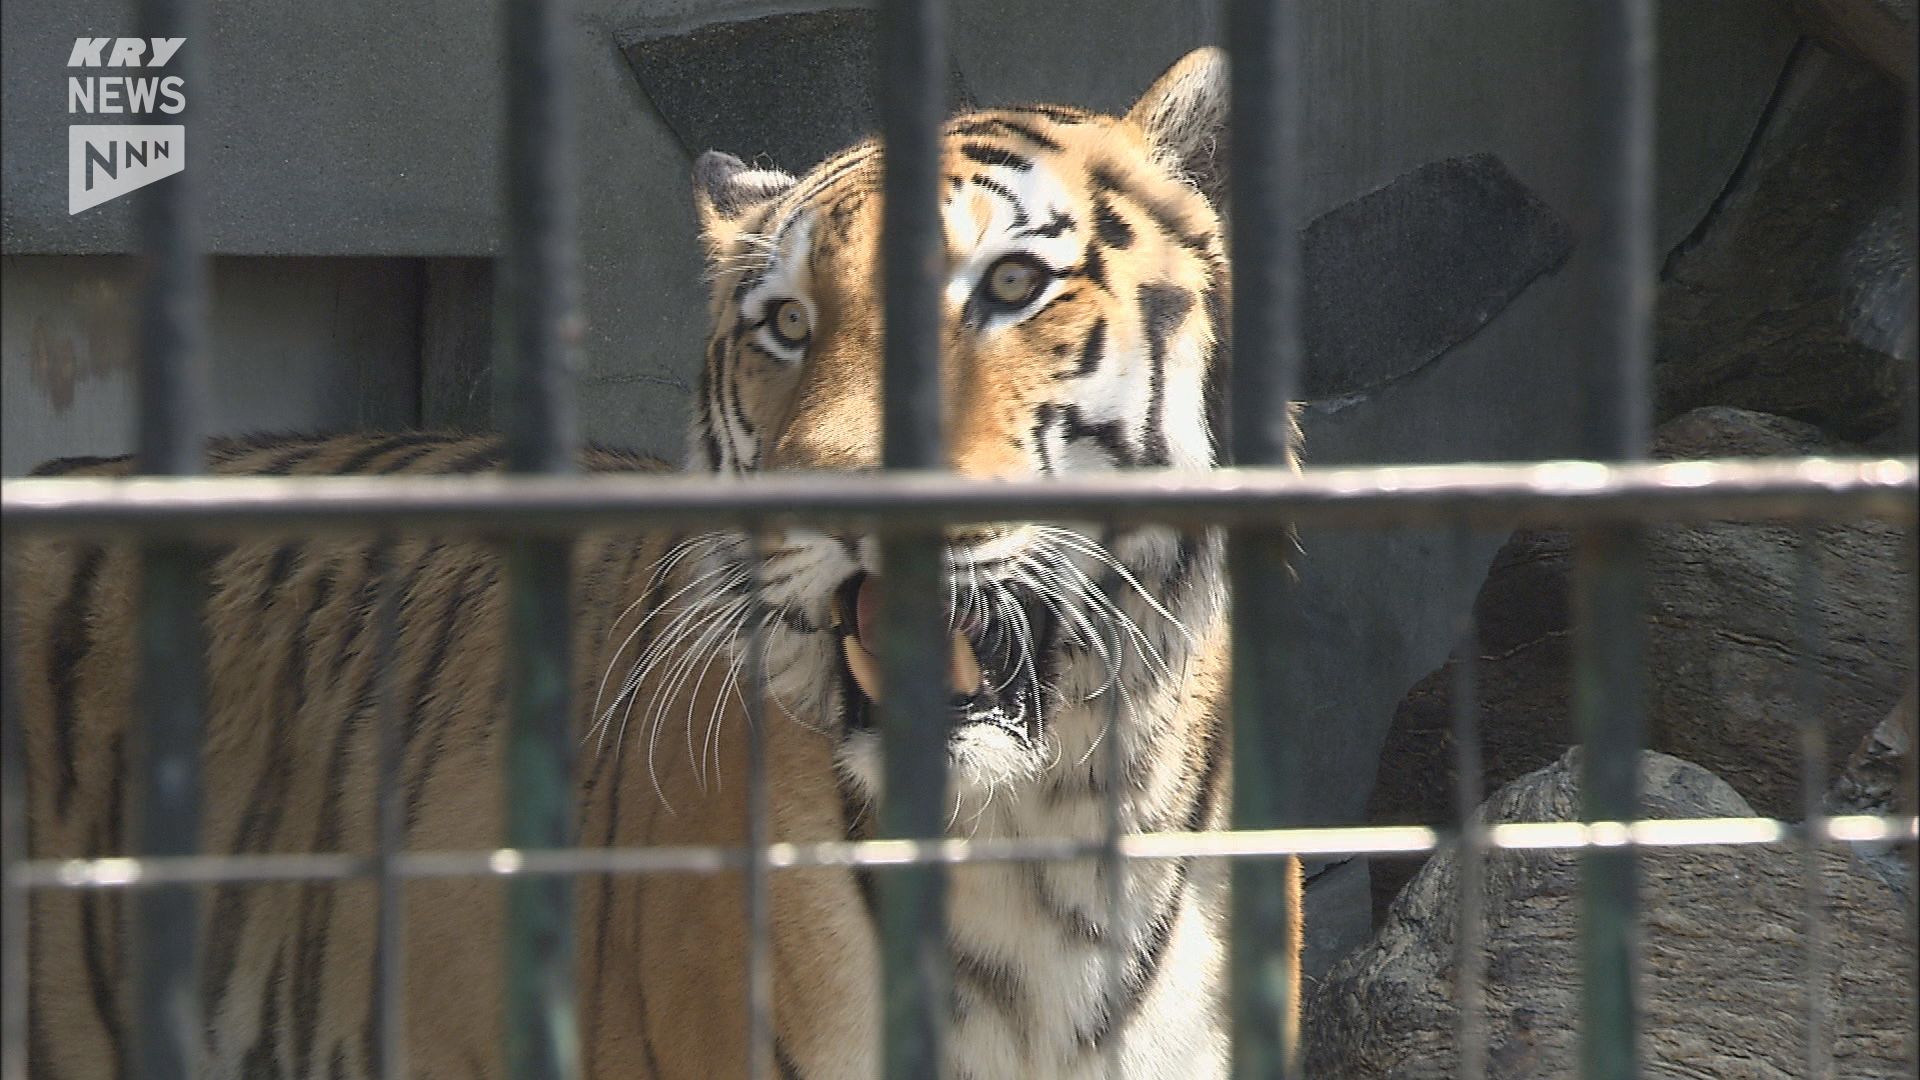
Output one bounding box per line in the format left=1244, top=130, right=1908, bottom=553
left=67, top=36, right=187, bottom=214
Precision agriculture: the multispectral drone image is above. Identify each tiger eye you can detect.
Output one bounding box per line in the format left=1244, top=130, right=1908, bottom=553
left=985, top=256, right=1045, bottom=308
left=770, top=298, right=810, bottom=347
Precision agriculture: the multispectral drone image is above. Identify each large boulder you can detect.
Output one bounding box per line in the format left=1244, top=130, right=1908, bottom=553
left=1368, top=406, right=1914, bottom=919
left=1308, top=750, right=1916, bottom=1077
left=1654, top=43, right=1913, bottom=444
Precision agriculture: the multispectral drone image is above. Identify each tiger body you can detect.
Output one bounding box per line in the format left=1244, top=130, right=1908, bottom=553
left=15, top=48, right=1300, bottom=1078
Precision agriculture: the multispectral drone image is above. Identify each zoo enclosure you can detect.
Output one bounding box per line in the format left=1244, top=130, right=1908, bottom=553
left=3, top=1, right=1918, bottom=1079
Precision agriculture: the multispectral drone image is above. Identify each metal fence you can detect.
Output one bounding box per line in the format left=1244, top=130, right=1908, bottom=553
left=3, top=1, right=1917, bottom=1078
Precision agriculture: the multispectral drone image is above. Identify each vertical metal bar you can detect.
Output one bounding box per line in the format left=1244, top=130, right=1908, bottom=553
left=876, top=0, right=952, bottom=1075
left=1572, top=524, right=1645, bottom=1080
left=1225, top=2, right=1305, bottom=1076
left=1902, top=12, right=1920, bottom=1068
left=1572, top=4, right=1653, bottom=1079
left=742, top=538, right=773, bottom=1078
left=1449, top=532, right=1488, bottom=1080
left=501, top=1, right=582, bottom=1077
left=371, top=547, right=409, bottom=1079
left=1791, top=527, right=1829, bottom=1078
left=1575, top=0, right=1654, bottom=462
left=2, top=596, right=27, bottom=1080
left=133, top=2, right=209, bottom=1077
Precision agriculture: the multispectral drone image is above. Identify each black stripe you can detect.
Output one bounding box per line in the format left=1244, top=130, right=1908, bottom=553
left=1116, top=867, right=1186, bottom=1028
left=1015, top=208, right=1076, bottom=240
left=28, top=453, right=131, bottom=476
left=289, top=679, right=360, bottom=1077
left=320, top=541, right=394, bottom=687
left=1184, top=704, right=1228, bottom=835
left=1076, top=864, right=1189, bottom=1053
left=775, top=1041, right=808, bottom=1080
left=439, top=440, right=506, bottom=475
left=331, top=432, right=451, bottom=474
left=1011, top=104, right=1088, bottom=125
left=763, top=603, right=820, bottom=635
left=261, top=544, right=300, bottom=600
left=947, top=116, right=1062, bottom=150
left=582, top=546, right=676, bottom=1080
left=77, top=881, right=127, bottom=1075
left=968, top=173, right=1030, bottom=227
left=238, top=949, right=288, bottom=1079
left=1067, top=318, right=1106, bottom=379
left=722, top=336, right=756, bottom=470
left=254, top=443, right=330, bottom=476
left=1079, top=242, right=1109, bottom=291
left=212, top=430, right=320, bottom=457
left=402, top=562, right=499, bottom=829
left=1089, top=163, right=1213, bottom=253
left=584, top=559, right=676, bottom=1080
left=1024, top=863, right=1103, bottom=944
left=49, top=545, right=106, bottom=817
left=203, top=557, right=332, bottom=1022
left=699, top=339, right=725, bottom=470
left=1035, top=402, right=1134, bottom=470
left=959, top=142, right=1031, bottom=172
left=1202, top=270, right=1230, bottom=465
left=1092, top=196, right=1135, bottom=250
left=951, top=945, right=1030, bottom=1052
left=1137, top=283, right=1194, bottom=467
left=375, top=441, right=454, bottom=474
left=290, top=600, right=380, bottom=1079
left=779, top=145, right=878, bottom=223
left=1159, top=532, right=1213, bottom=619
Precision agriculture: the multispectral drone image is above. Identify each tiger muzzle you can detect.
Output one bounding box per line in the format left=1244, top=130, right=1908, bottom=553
left=830, top=571, right=1053, bottom=740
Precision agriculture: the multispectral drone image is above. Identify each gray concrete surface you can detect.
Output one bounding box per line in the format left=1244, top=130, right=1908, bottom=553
left=1, top=255, right=419, bottom=473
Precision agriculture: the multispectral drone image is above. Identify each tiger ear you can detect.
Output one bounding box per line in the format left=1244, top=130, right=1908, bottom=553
left=1125, top=47, right=1230, bottom=203
left=692, top=151, right=797, bottom=247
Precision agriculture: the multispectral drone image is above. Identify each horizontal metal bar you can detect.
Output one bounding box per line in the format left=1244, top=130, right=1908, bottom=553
left=15, top=815, right=1914, bottom=890
left=4, top=458, right=1913, bottom=536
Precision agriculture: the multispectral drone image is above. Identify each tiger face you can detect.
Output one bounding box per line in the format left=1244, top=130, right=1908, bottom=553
left=668, top=49, right=1247, bottom=821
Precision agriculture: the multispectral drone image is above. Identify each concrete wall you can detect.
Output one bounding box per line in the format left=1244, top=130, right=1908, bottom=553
left=1, top=255, right=423, bottom=472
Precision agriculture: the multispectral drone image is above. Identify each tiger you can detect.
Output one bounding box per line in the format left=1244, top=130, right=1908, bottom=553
left=12, top=46, right=1301, bottom=1079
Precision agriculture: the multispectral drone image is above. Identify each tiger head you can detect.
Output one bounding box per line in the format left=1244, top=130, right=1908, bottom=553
left=678, top=48, right=1259, bottom=814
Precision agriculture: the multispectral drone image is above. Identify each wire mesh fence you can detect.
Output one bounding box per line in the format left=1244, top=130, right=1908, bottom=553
left=2, top=0, right=1917, bottom=1078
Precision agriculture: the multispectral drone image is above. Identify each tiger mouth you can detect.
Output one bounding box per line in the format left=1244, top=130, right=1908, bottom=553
left=831, top=571, right=1054, bottom=741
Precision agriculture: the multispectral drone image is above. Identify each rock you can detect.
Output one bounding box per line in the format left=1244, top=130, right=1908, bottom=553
left=1785, top=0, right=1917, bottom=84
left=1308, top=749, right=1917, bottom=1078
left=1655, top=44, right=1914, bottom=443
left=1827, top=682, right=1916, bottom=899
left=1368, top=406, right=1913, bottom=921
left=1829, top=681, right=1917, bottom=817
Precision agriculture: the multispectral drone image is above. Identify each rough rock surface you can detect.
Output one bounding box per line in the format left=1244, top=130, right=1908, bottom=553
left=1368, top=406, right=1914, bottom=919
left=1828, top=682, right=1916, bottom=817
left=1655, top=44, right=1914, bottom=443
left=1309, top=750, right=1916, bottom=1078
left=1826, top=682, right=1916, bottom=900
left=1786, top=0, right=1918, bottom=82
